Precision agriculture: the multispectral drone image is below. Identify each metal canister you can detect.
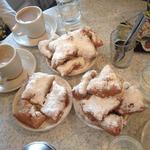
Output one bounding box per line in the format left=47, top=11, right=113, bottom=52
left=22, top=141, right=56, bottom=150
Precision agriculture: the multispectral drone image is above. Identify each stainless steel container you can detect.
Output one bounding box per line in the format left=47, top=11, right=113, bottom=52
left=22, top=141, right=56, bottom=150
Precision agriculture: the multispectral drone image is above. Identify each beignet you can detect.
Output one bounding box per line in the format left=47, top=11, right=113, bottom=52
left=38, top=40, right=53, bottom=59
left=21, top=72, right=55, bottom=106
left=41, top=81, right=68, bottom=122
left=56, top=57, right=85, bottom=76
left=14, top=100, right=46, bottom=128
left=38, top=27, right=103, bottom=76
left=72, top=65, right=145, bottom=136
left=100, top=114, right=125, bottom=136
left=116, top=85, right=144, bottom=115
left=72, top=70, right=97, bottom=99
left=13, top=72, right=71, bottom=129
left=87, top=65, right=122, bottom=98
left=81, top=95, right=120, bottom=122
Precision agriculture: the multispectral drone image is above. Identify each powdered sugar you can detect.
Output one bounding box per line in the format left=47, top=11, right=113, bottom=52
left=101, top=114, right=124, bottom=128
left=117, top=86, right=144, bottom=114
left=38, top=40, right=53, bottom=59
left=21, top=72, right=55, bottom=106
left=70, top=29, right=97, bottom=59
left=49, top=28, right=98, bottom=68
left=73, top=70, right=97, bottom=97
left=82, top=70, right=97, bottom=81
left=87, top=65, right=122, bottom=97
left=72, top=65, right=145, bottom=135
left=81, top=95, right=120, bottom=121
left=41, top=81, right=67, bottom=121
left=57, top=57, right=85, bottom=76
left=100, top=114, right=124, bottom=135
left=38, top=27, right=103, bottom=76
left=50, top=40, right=77, bottom=68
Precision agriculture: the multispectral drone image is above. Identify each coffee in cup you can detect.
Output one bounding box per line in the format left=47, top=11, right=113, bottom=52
left=0, top=44, right=23, bottom=82
left=12, top=6, right=46, bottom=39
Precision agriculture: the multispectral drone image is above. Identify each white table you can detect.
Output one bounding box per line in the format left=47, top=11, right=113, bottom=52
left=0, top=0, right=150, bottom=150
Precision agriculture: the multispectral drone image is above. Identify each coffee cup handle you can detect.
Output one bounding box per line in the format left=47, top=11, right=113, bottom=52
left=0, top=73, right=6, bottom=84
left=12, top=24, right=24, bottom=36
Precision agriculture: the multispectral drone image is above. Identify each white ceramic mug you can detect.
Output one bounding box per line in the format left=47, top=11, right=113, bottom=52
left=0, top=44, right=23, bottom=82
left=12, top=6, right=46, bottom=39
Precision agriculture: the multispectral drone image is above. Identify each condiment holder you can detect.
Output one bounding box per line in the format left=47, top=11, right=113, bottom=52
left=22, top=141, right=56, bottom=150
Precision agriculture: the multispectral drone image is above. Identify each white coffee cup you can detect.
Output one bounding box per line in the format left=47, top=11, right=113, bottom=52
left=0, top=44, right=23, bottom=82
left=12, top=6, right=46, bottom=39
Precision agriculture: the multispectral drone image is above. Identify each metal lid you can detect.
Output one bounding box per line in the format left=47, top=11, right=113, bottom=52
left=23, top=141, right=56, bottom=150
left=108, top=135, right=144, bottom=150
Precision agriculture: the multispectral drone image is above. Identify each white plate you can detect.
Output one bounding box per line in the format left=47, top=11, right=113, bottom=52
left=0, top=48, right=36, bottom=93
left=46, top=57, right=97, bottom=77
left=13, top=14, right=57, bottom=47
left=12, top=75, right=72, bottom=132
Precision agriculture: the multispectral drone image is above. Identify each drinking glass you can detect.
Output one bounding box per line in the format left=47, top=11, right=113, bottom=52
left=110, top=25, right=136, bottom=68
left=140, top=64, right=150, bottom=107
left=56, top=0, right=81, bottom=31
left=23, top=141, right=56, bottom=150
left=108, top=135, right=144, bottom=150
left=141, top=120, right=150, bottom=150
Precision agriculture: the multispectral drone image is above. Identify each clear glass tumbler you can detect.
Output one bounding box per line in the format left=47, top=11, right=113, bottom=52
left=141, top=120, right=150, bottom=150
left=56, top=0, right=81, bottom=31
left=110, top=25, right=136, bottom=68
left=140, top=64, right=150, bottom=107
left=108, top=135, right=144, bottom=150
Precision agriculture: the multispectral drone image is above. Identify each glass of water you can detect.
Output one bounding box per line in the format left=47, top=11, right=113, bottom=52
left=56, top=0, right=81, bottom=31
left=108, top=135, right=144, bottom=150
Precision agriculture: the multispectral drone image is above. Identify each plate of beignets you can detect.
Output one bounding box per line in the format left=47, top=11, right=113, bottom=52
left=38, top=27, right=103, bottom=76
left=13, top=72, right=72, bottom=131
left=72, top=65, right=145, bottom=136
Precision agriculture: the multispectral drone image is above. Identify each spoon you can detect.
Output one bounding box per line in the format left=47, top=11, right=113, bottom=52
left=116, top=0, right=150, bottom=62
left=116, top=12, right=146, bottom=62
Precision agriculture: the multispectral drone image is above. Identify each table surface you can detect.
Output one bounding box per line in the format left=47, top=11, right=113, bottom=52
left=1, top=0, right=150, bottom=150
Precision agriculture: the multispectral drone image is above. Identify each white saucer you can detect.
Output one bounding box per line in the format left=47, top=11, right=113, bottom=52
left=12, top=14, right=57, bottom=47
left=0, top=48, right=36, bottom=93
